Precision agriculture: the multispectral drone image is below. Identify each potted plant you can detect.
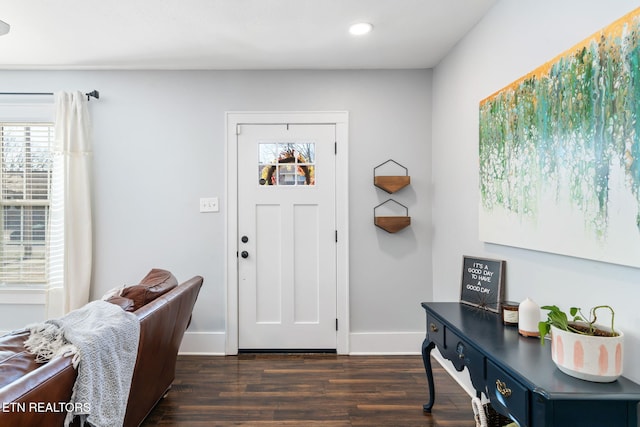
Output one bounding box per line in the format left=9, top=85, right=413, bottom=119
left=538, top=305, right=623, bottom=383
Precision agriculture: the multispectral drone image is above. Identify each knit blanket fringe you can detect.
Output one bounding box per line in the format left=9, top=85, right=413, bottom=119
left=24, top=322, right=80, bottom=367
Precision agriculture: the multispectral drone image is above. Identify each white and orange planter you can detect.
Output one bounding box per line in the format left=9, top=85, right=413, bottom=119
left=550, top=324, right=624, bottom=383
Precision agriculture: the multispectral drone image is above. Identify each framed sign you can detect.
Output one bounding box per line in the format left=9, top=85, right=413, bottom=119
left=460, top=256, right=505, bottom=313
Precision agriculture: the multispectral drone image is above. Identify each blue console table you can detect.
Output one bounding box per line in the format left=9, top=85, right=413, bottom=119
left=421, top=302, right=640, bottom=427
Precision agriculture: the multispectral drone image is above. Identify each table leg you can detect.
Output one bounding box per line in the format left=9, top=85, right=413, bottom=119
left=421, top=338, right=436, bottom=413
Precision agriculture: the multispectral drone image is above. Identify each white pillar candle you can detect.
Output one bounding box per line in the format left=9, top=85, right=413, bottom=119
left=518, top=297, right=540, bottom=337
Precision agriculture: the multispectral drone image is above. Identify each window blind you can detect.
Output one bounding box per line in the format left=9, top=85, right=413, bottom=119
left=0, top=123, right=54, bottom=285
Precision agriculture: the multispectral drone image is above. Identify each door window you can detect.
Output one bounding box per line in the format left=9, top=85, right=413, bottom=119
left=258, top=142, right=315, bottom=186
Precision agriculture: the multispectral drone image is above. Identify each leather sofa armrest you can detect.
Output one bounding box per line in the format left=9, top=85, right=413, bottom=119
left=0, top=356, right=76, bottom=427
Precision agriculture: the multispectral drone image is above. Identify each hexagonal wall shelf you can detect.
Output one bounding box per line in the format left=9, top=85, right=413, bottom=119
left=373, top=159, right=410, bottom=193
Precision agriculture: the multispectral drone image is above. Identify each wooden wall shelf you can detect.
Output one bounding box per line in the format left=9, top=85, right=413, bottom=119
left=374, top=199, right=411, bottom=233
left=374, top=176, right=411, bottom=194
left=374, top=216, right=411, bottom=233
left=373, top=160, right=410, bottom=194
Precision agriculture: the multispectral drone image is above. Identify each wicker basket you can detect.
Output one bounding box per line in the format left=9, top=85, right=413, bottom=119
left=472, top=397, right=514, bottom=427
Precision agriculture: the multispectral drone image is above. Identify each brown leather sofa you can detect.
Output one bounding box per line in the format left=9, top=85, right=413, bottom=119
left=0, top=270, right=203, bottom=427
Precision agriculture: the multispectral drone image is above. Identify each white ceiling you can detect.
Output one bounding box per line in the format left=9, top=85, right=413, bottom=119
left=0, top=0, right=497, bottom=70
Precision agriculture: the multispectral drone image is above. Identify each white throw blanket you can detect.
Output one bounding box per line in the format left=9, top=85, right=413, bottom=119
left=24, top=300, right=140, bottom=427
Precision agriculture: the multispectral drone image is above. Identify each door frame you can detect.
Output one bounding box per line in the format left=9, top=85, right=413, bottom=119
left=225, top=111, right=350, bottom=355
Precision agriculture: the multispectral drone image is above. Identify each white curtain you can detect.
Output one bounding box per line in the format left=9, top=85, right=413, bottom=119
left=46, top=91, right=93, bottom=318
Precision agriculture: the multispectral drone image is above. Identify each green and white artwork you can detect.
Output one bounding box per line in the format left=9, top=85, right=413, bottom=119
left=479, top=7, right=640, bottom=268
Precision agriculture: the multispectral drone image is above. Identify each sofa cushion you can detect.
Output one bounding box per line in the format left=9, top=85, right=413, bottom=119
left=106, top=296, right=136, bottom=312
left=121, top=269, right=178, bottom=311
left=0, top=330, right=39, bottom=389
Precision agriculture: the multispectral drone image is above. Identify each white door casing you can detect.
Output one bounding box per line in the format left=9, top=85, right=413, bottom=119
left=225, top=112, right=349, bottom=354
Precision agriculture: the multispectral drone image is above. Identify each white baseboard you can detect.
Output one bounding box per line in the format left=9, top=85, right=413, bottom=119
left=178, top=331, right=226, bottom=355
left=348, top=331, right=423, bottom=355
left=177, top=331, right=426, bottom=356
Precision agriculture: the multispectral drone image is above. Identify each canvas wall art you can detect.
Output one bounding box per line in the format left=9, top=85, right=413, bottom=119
left=479, top=7, right=640, bottom=268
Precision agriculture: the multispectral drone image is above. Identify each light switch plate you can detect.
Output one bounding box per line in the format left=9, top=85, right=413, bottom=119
left=200, top=197, right=219, bottom=213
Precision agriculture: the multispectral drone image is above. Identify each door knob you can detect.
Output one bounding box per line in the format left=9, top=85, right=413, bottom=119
left=241, top=236, right=249, bottom=243
left=241, top=251, right=249, bottom=258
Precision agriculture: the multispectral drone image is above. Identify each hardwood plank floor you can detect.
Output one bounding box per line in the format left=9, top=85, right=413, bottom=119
left=142, top=354, right=476, bottom=427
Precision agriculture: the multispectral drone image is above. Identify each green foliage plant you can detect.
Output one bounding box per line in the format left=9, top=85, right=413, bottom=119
left=538, top=305, right=619, bottom=344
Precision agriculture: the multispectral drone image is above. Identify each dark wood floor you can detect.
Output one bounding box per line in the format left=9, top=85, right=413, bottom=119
left=142, top=353, right=476, bottom=426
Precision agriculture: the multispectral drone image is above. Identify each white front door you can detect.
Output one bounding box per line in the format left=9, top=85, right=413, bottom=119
left=237, top=123, right=337, bottom=350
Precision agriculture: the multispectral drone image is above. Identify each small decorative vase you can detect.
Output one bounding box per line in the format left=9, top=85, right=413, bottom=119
left=550, top=325, right=624, bottom=382
left=518, top=297, right=540, bottom=337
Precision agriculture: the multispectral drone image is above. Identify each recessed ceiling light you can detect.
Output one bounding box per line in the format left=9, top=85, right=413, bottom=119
left=0, top=20, right=10, bottom=36
left=349, top=22, right=373, bottom=36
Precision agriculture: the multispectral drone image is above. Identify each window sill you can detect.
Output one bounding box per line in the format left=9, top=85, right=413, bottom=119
left=0, top=287, right=46, bottom=305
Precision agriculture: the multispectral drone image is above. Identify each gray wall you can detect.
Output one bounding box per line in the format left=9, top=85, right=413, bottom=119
left=0, top=69, right=433, bottom=351
left=432, top=0, right=640, bottom=383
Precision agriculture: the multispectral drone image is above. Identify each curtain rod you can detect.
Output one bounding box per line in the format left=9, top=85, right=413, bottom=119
left=0, top=90, right=100, bottom=101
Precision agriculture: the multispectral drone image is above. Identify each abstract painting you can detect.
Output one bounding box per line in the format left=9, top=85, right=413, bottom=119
left=479, top=7, right=640, bottom=268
